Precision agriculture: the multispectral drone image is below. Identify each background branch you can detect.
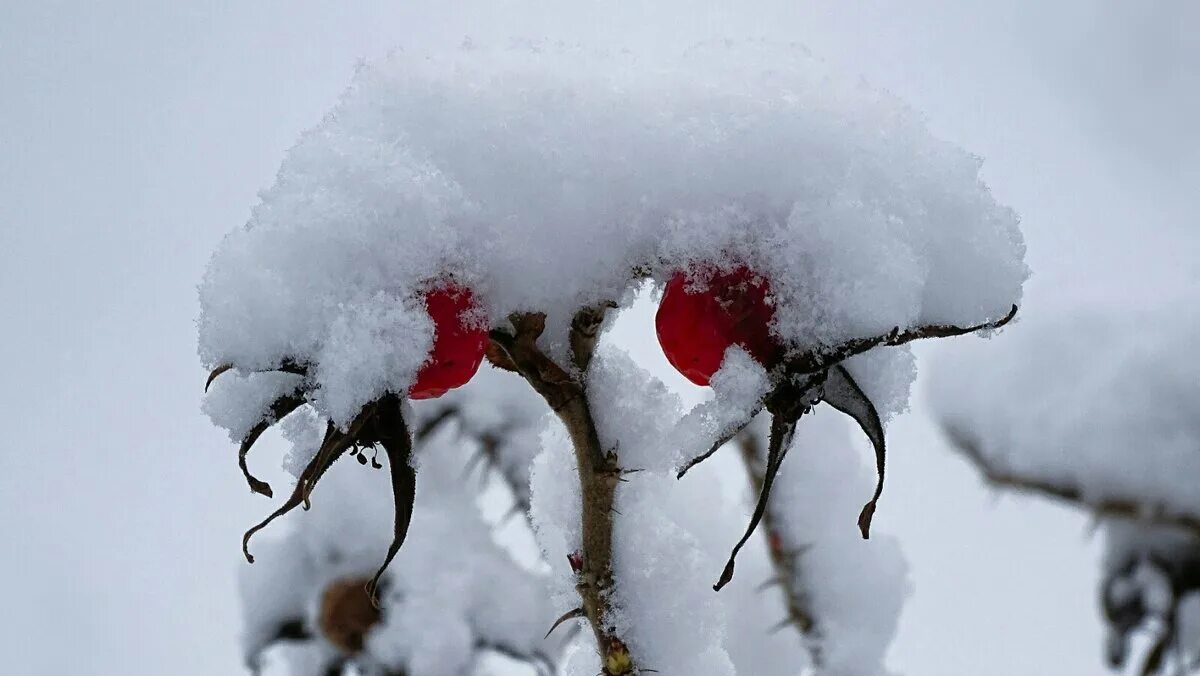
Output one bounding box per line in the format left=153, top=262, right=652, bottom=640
left=941, top=423, right=1200, bottom=537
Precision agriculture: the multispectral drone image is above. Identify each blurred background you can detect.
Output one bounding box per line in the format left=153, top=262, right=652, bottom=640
left=2, top=1, right=1196, bottom=674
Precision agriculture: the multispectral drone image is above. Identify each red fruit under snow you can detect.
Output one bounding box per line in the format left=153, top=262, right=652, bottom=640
left=409, top=283, right=488, bottom=400
left=655, top=266, right=780, bottom=386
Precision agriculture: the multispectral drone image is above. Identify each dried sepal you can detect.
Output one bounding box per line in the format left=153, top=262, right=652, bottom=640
left=714, top=413, right=798, bottom=591
left=237, top=392, right=307, bottom=498
left=676, top=405, right=764, bottom=479
left=302, top=405, right=378, bottom=508
left=365, top=396, right=416, bottom=606
left=242, top=422, right=353, bottom=563
left=788, top=304, right=1018, bottom=375
left=822, top=365, right=887, bottom=538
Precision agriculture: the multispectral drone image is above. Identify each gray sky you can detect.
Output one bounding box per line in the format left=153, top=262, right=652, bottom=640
left=1, top=2, right=1195, bottom=674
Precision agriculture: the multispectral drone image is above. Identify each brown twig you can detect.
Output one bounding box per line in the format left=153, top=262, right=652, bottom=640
left=941, top=422, right=1200, bottom=537
left=488, top=308, right=636, bottom=675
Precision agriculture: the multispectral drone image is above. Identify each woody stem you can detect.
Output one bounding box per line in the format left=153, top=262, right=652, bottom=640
left=488, top=307, right=635, bottom=675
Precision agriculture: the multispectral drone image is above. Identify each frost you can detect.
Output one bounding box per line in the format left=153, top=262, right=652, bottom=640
left=609, top=471, right=739, bottom=676
left=589, top=348, right=787, bottom=675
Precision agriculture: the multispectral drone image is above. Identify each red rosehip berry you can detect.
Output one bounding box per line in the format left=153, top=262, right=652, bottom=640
left=409, top=283, right=488, bottom=400
left=655, top=266, right=780, bottom=386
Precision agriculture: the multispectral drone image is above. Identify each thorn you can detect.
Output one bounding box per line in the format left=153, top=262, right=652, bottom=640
left=461, top=451, right=488, bottom=482
left=768, top=617, right=796, bottom=634
left=205, top=364, right=233, bottom=391
left=756, top=577, right=784, bottom=593
left=498, top=503, right=525, bottom=525
left=544, top=607, right=586, bottom=639
left=858, top=501, right=876, bottom=539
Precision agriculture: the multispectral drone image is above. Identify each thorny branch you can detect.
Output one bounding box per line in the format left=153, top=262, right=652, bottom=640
left=942, top=423, right=1200, bottom=537
left=487, top=307, right=637, bottom=675
left=417, top=403, right=533, bottom=518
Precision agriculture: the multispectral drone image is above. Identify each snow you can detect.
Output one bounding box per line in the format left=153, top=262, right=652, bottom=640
left=526, top=419, right=585, bottom=626
left=199, top=39, right=1027, bottom=431
left=202, top=370, right=304, bottom=442
left=929, top=300, right=1200, bottom=520
left=417, top=364, right=549, bottom=510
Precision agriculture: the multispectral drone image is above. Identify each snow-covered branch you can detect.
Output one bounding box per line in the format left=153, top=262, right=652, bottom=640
left=929, top=301, right=1200, bottom=674
left=943, top=422, right=1200, bottom=537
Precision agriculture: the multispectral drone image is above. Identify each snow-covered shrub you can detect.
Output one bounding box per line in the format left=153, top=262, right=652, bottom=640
left=201, top=40, right=1026, bottom=675
left=929, top=300, right=1200, bottom=674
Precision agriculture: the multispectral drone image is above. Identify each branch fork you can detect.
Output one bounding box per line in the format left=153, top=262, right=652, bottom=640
left=487, top=306, right=639, bottom=675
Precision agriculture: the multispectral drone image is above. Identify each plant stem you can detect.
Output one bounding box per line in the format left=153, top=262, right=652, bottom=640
left=488, top=308, right=636, bottom=675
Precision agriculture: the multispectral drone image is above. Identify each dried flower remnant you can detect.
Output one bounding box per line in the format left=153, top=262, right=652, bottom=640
left=209, top=281, right=489, bottom=605
left=663, top=266, right=1017, bottom=590
left=318, top=577, right=382, bottom=655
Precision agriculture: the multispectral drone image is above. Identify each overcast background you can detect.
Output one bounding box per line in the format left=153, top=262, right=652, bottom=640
left=2, top=2, right=1196, bottom=674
